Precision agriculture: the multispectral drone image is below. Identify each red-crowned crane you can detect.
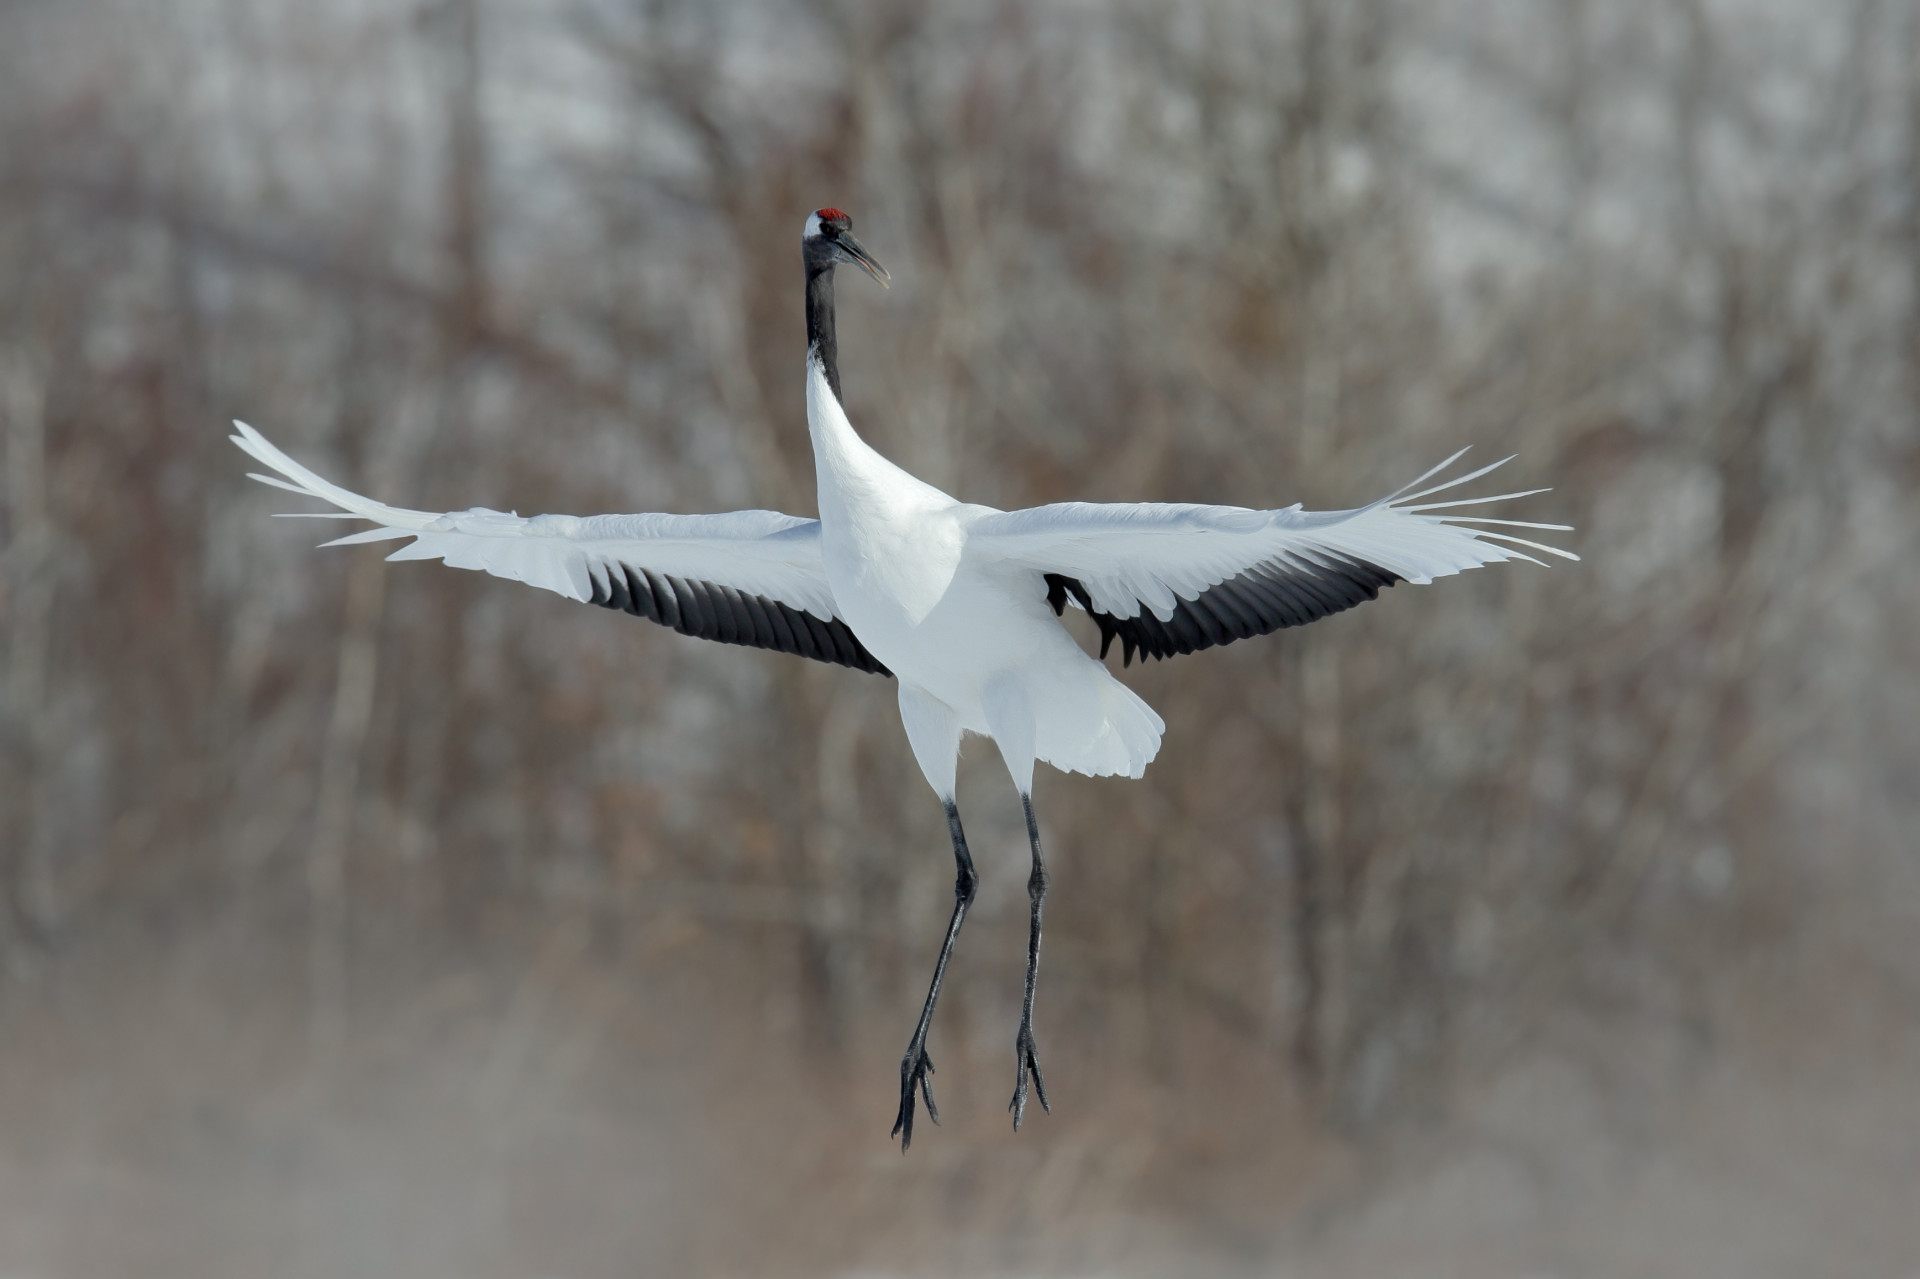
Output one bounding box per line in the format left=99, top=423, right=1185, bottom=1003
left=233, top=207, right=1576, bottom=1150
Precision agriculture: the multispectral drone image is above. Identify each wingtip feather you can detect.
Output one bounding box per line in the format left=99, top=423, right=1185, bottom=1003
left=1470, top=529, right=1582, bottom=562
left=1379, top=446, right=1474, bottom=505
left=320, top=527, right=414, bottom=548
left=1402, top=487, right=1552, bottom=513
left=1395, top=453, right=1518, bottom=506
left=247, top=472, right=311, bottom=496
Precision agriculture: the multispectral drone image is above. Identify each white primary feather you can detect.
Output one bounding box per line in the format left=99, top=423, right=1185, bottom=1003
left=230, top=421, right=845, bottom=620
left=965, top=450, right=1576, bottom=622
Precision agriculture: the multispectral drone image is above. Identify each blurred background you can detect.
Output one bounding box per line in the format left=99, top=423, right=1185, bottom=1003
left=2, top=0, right=1917, bottom=1274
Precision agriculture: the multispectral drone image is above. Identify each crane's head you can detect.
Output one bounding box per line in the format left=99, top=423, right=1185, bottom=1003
left=803, top=208, right=889, bottom=287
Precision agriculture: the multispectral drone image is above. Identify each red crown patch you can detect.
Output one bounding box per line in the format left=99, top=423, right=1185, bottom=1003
left=815, top=207, right=849, bottom=223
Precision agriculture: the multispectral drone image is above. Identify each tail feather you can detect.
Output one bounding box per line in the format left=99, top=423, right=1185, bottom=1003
left=1037, top=674, right=1165, bottom=780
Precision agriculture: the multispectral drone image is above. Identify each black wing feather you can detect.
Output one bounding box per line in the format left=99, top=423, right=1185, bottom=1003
left=1045, top=553, right=1404, bottom=666
left=589, top=566, right=889, bottom=675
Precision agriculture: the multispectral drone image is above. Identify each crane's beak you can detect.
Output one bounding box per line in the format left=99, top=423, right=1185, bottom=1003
left=836, top=232, right=891, bottom=288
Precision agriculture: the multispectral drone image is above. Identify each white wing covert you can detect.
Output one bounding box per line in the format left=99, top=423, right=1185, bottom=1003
left=966, top=450, right=1577, bottom=665
left=231, top=422, right=888, bottom=674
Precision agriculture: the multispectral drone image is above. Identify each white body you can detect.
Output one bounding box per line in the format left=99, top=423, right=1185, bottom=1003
left=231, top=350, right=1572, bottom=804
left=803, top=355, right=1162, bottom=795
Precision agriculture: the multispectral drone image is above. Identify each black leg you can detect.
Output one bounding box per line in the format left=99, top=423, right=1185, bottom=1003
left=892, top=799, right=978, bottom=1151
left=1010, top=792, right=1052, bottom=1129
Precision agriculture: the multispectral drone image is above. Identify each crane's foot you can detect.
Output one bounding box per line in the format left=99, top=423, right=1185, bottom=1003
left=891, top=1046, right=938, bottom=1151
left=1009, top=1027, right=1050, bottom=1130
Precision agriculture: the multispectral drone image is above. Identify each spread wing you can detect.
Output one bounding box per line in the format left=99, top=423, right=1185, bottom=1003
left=966, top=449, right=1576, bottom=665
left=231, top=422, right=887, bottom=675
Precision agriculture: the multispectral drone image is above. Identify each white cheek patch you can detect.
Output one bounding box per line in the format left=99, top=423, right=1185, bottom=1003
left=804, top=211, right=822, bottom=240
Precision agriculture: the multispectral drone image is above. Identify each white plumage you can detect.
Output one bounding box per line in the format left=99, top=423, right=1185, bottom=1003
left=235, top=422, right=843, bottom=618
left=235, top=207, right=1576, bottom=1146
left=233, top=373, right=1572, bottom=788
left=969, top=448, right=1574, bottom=616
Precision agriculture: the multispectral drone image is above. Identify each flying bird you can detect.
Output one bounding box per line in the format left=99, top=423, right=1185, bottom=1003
left=232, top=206, right=1575, bottom=1150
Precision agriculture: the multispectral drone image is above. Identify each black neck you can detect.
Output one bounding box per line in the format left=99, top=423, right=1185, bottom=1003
left=805, top=263, right=842, bottom=401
